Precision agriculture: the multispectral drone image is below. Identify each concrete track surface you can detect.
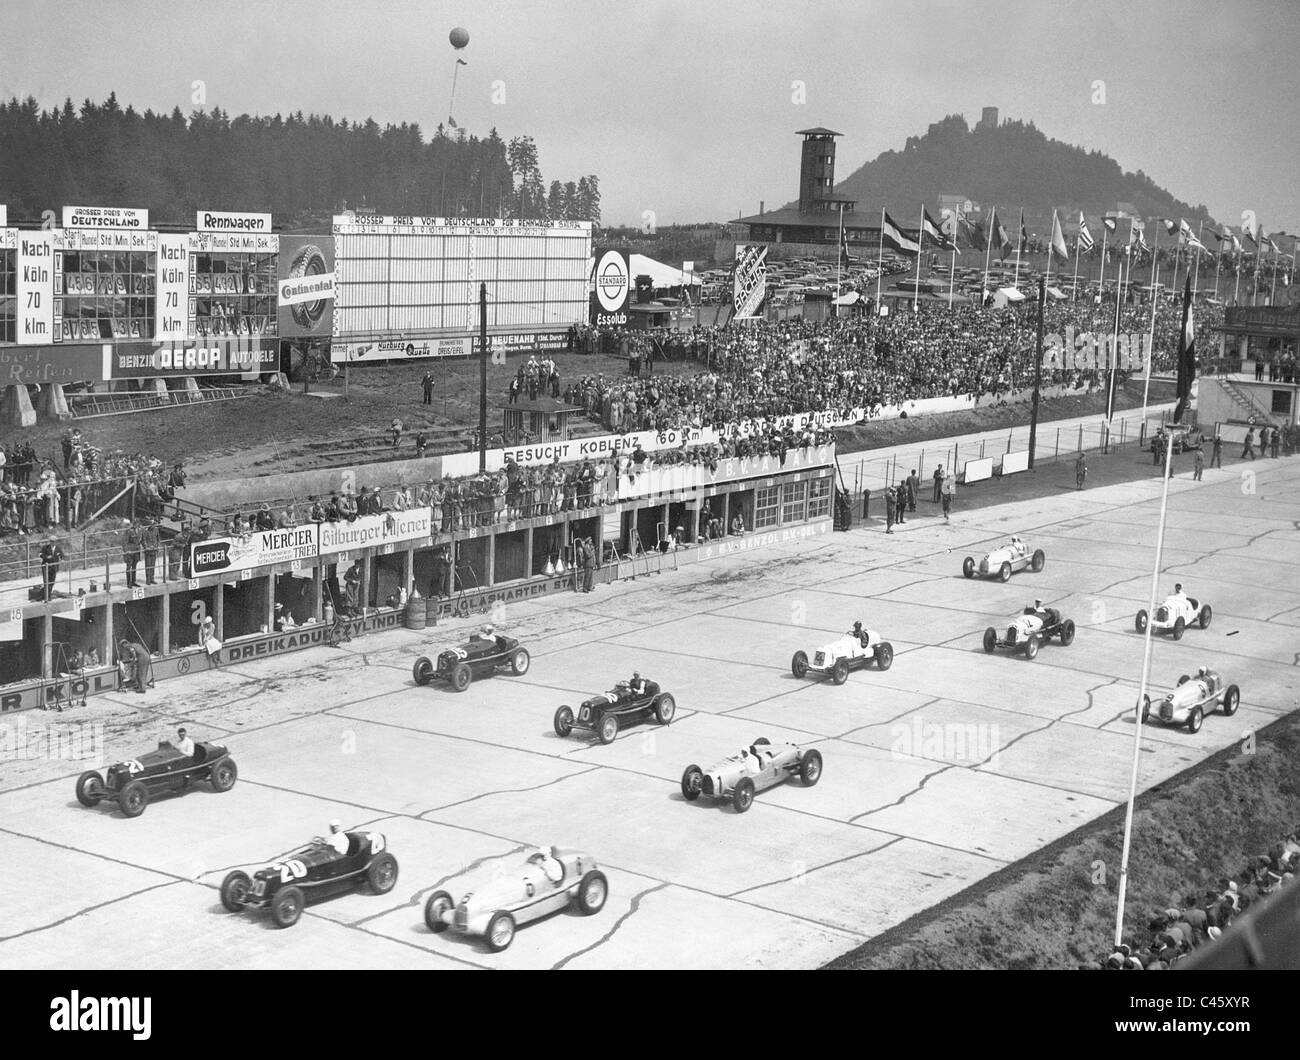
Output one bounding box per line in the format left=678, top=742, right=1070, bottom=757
left=1, top=459, right=1295, bottom=969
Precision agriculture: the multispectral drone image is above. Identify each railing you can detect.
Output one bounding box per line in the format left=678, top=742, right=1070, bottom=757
left=69, top=386, right=255, bottom=419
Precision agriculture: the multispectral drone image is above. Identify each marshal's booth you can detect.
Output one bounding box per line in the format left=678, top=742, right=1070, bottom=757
left=501, top=397, right=582, bottom=445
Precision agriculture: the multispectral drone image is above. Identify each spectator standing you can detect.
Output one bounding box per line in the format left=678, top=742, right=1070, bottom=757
left=884, top=487, right=896, bottom=534
left=40, top=540, right=63, bottom=600
left=894, top=484, right=906, bottom=524
left=1271, top=427, right=1281, bottom=458
left=421, top=371, right=434, bottom=405
left=1075, top=452, right=1087, bottom=490
left=906, top=469, right=918, bottom=513
left=142, top=518, right=160, bottom=585
left=932, top=464, right=944, bottom=503
left=1193, top=448, right=1204, bottom=481
left=123, top=523, right=142, bottom=588
left=1241, top=428, right=1256, bottom=460
left=941, top=473, right=954, bottom=522
left=1211, top=433, right=1223, bottom=468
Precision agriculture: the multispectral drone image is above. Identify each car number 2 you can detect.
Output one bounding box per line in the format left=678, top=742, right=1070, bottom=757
left=368, top=833, right=385, bottom=852
left=278, top=860, right=308, bottom=883
left=125, top=759, right=144, bottom=774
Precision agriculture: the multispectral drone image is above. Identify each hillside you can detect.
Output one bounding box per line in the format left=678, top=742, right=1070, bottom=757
left=808, top=113, right=1215, bottom=229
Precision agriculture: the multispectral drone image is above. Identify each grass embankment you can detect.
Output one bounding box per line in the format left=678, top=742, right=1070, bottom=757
left=827, top=713, right=1300, bottom=969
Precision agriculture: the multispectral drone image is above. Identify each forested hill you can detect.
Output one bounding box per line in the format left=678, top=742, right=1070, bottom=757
left=0, top=93, right=600, bottom=227
left=821, top=113, right=1214, bottom=227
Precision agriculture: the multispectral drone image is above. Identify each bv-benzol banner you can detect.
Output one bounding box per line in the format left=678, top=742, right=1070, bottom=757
left=733, top=243, right=768, bottom=318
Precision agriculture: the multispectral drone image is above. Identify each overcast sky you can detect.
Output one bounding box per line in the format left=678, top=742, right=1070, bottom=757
left=3, top=0, right=1297, bottom=231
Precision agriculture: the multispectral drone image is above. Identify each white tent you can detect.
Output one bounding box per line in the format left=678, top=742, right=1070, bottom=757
left=587, top=253, right=702, bottom=290
left=993, top=286, right=1026, bottom=307
left=831, top=290, right=861, bottom=306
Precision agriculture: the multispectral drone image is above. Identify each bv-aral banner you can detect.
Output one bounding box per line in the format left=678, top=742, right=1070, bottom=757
left=733, top=243, right=768, bottom=319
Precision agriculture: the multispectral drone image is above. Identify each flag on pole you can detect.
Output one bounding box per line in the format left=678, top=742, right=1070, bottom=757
left=1102, top=215, right=1118, bottom=233
left=880, top=212, right=919, bottom=254
left=964, top=217, right=987, bottom=252
left=840, top=226, right=855, bottom=266
left=1161, top=218, right=1178, bottom=236
left=1241, top=213, right=1260, bottom=245
left=994, top=214, right=1011, bottom=250
left=1266, top=234, right=1282, bottom=254
left=1077, top=213, right=1094, bottom=252
left=921, top=207, right=952, bottom=248
left=1211, top=226, right=1234, bottom=244
left=1173, top=276, right=1195, bottom=424
left=1179, top=219, right=1206, bottom=251
left=1050, top=211, right=1069, bottom=258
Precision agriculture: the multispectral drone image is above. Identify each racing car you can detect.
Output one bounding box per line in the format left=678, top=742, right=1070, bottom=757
left=75, top=740, right=237, bottom=818
left=1138, top=667, right=1240, bottom=733
left=962, top=537, right=1045, bottom=582
left=553, top=676, right=676, bottom=744
left=423, top=847, right=608, bottom=952
left=412, top=628, right=531, bottom=692
left=1135, top=590, right=1212, bottom=640
left=219, top=830, right=398, bottom=928
left=680, top=738, right=822, bottom=813
left=982, top=603, right=1076, bottom=660
left=791, top=624, right=894, bottom=683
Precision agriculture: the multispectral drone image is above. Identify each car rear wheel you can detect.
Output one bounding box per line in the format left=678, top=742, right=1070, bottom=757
left=733, top=777, right=756, bottom=814
left=800, top=750, right=823, bottom=787
left=412, top=656, right=434, bottom=686
left=450, top=662, right=472, bottom=692
left=1060, top=620, right=1076, bottom=646
left=655, top=694, right=676, bottom=725
left=831, top=659, right=849, bottom=685
left=367, top=852, right=399, bottom=894
left=75, top=770, right=104, bottom=807
left=510, top=648, right=530, bottom=675
left=1031, top=549, right=1045, bottom=573
left=999, top=562, right=1012, bottom=583
left=553, top=706, right=574, bottom=737
left=598, top=714, right=619, bottom=744
left=576, top=870, right=608, bottom=915
left=1221, top=685, right=1240, bottom=716
left=1187, top=706, right=1203, bottom=734
left=119, top=780, right=148, bottom=818
left=1199, top=604, right=1213, bottom=630
left=220, top=871, right=251, bottom=912
left=752, top=737, right=770, bottom=747
left=982, top=627, right=997, bottom=653
left=1135, top=610, right=1148, bottom=634
left=962, top=557, right=975, bottom=578
left=424, top=890, right=454, bottom=932
left=1023, top=635, right=1040, bottom=660
left=791, top=650, right=808, bottom=678
left=486, top=911, right=516, bottom=952
left=681, top=765, right=704, bottom=801
left=1172, top=617, right=1186, bottom=640
left=272, top=885, right=304, bottom=928
left=210, top=758, right=237, bottom=792
left=875, top=642, right=894, bottom=670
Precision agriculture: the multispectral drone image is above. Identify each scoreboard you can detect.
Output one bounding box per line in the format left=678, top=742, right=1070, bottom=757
left=331, top=215, right=591, bottom=356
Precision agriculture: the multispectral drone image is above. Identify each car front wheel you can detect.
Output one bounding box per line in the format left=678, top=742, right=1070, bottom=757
left=999, top=562, right=1012, bottom=583
left=1221, top=685, right=1240, bottom=716
left=962, top=557, right=975, bottom=578
left=1031, top=549, right=1045, bottom=573
left=210, top=758, right=237, bottom=792
left=1060, top=620, right=1076, bottom=646
left=424, top=890, right=454, bottom=932
left=875, top=642, right=894, bottom=670
left=982, top=627, right=997, bottom=653
left=800, top=750, right=823, bottom=787
left=412, top=656, right=434, bottom=686
left=575, top=870, right=608, bottom=915
left=791, top=650, right=808, bottom=678
left=1199, top=604, right=1212, bottom=630
left=1186, top=707, right=1203, bottom=734
left=220, top=871, right=251, bottom=912
left=655, top=694, right=676, bottom=725
left=553, top=706, right=574, bottom=737
left=75, top=770, right=104, bottom=807
left=510, top=648, right=530, bottom=676
left=119, top=780, right=149, bottom=818
left=1135, top=610, right=1148, bottom=634
left=681, top=765, right=704, bottom=801
left=733, top=778, right=756, bottom=814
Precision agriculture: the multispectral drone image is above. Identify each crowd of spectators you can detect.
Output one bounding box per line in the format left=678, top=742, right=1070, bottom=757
left=1089, top=828, right=1300, bottom=969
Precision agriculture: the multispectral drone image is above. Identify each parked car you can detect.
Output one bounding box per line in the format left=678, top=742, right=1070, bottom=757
left=76, top=740, right=237, bottom=818
left=423, top=847, right=607, bottom=952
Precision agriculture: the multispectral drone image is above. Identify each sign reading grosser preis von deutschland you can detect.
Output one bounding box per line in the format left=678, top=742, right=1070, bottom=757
left=62, top=205, right=149, bottom=230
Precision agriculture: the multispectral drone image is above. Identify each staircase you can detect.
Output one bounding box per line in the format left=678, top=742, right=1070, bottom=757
left=1217, top=376, right=1280, bottom=427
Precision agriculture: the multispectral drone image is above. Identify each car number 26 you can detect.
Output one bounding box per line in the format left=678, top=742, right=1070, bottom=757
left=278, top=860, right=308, bottom=883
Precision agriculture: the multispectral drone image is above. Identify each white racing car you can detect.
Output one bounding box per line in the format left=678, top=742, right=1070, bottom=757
left=792, top=623, right=894, bottom=684
left=1135, top=588, right=1211, bottom=640
left=680, top=738, right=822, bottom=814
left=1139, top=667, right=1240, bottom=733
left=962, top=537, right=1045, bottom=582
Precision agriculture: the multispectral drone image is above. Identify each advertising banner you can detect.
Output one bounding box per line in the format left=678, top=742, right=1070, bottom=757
left=110, top=337, right=278, bottom=378
left=333, top=338, right=463, bottom=364
left=276, top=235, right=335, bottom=338
left=62, top=205, right=149, bottom=230
left=591, top=248, right=631, bottom=326
left=196, top=210, right=272, bottom=234
left=189, top=526, right=319, bottom=577
left=318, top=508, right=435, bottom=554
left=0, top=205, right=7, bottom=226
left=0, top=345, right=109, bottom=385
left=733, top=243, right=769, bottom=319
left=15, top=231, right=56, bottom=345
left=156, top=234, right=190, bottom=341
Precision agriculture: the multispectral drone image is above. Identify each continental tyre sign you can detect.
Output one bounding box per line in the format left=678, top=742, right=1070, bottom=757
left=276, top=235, right=335, bottom=337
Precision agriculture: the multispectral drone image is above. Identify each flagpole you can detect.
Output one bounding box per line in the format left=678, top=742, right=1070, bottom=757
left=1269, top=238, right=1279, bottom=306
left=1109, top=236, right=1126, bottom=424
left=1213, top=233, right=1223, bottom=301
left=1233, top=241, right=1241, bottom=306
left=1071, top=214, right=1082, bottom=301
left=1142, top=225, right=1160, bottom=423
left=1014, top=208, right=1023, bottom=289
left=948, top=233, right=957, bottom=309
left=982, top=206, right=995, bottom=303
left=876, top=207, right=885, bottom=310
left=1192, top=221, right=1204, bottom=298
left=1168, top=232, right=1180, bottom=304
left=1044, top=210, right=1055, bottom=291
left=913, top=203, right=924, bottom=313
left=836, top=202, right=845, bottom=312
left=1097, top=224, right=1108, bottom=298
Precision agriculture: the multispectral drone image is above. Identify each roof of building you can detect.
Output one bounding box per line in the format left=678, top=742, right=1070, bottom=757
left=796, top=127, right=842, bottom=136
left=497, top=397, right=584, bottom=415
left=733, top=206, right=872, bottom=228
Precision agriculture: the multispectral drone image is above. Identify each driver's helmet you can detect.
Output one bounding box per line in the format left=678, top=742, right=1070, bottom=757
left=632, top=671, right=641, bottom=680
left=329, top=819, right=342, bottom=834
left=853, top=621, right=863, bottom=631
left=1034, top=599, right=1043, bottom=610
left=1173, top=584, right=1182, bottom=594
left=481, top=624, right=495, bottom=636
left=1197, top=666, right=1208, bottom=678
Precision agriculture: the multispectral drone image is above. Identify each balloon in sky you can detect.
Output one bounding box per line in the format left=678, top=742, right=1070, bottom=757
left=449, top=27, right=469, bottom=49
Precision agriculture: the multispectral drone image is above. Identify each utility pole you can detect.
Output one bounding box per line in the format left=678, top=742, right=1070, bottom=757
left=1029, top=277, right=1045, bottom=469
left=479, top=282, right=488, bottom=471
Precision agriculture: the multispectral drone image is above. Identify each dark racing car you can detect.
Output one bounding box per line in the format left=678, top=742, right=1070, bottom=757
left=553, top=676, right=677, bottom=744
left=219, top=829, right=398, bottom=928
left=75, top=740, right=237, bottom=818
left=412, top=627, right=531, bottom=692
